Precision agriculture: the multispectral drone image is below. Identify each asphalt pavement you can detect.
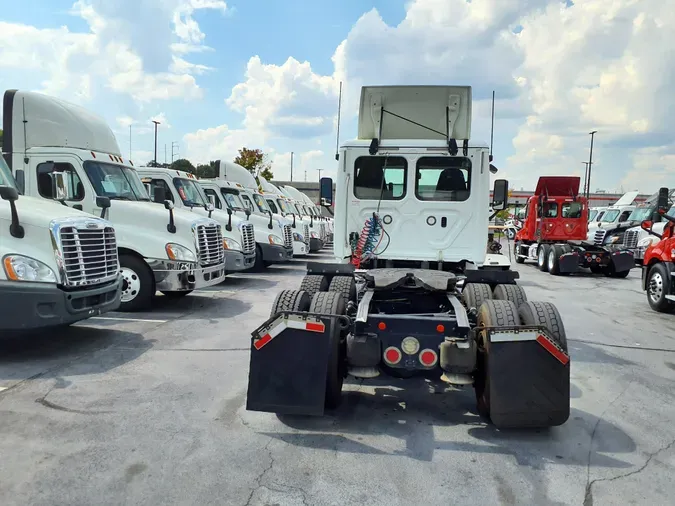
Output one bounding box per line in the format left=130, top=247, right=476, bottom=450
left=1, top=248, right=674, bottom=506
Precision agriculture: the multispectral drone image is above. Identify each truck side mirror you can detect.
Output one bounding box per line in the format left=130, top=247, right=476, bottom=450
left=96, top=196, right=111, bottom=219
left=206, top=202, right=214, bottom=218
left=320, top=177, right=333, bottom=206
left=657, top=187, right=669, bottom=213
left=491, top=179, right=509, bottom=211
left=15, top=169, right=25, bottom=194
left=0, top=185, right=24, bottom=238
left=53, top=171, right=73, bottom=201
left=153, top=185, right=166, bottom=204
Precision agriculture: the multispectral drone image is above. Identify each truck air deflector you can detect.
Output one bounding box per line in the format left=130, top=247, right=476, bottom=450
left=362, top=268, right=458, bottom=291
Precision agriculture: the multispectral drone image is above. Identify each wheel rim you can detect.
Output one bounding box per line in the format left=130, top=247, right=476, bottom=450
left=120, top=267, right=141, bottom=303
left=538, top=247, right=545, bottom=266
left=548, top=250, right=555, bottom=271
left=648, top=272, right=664, bottom=302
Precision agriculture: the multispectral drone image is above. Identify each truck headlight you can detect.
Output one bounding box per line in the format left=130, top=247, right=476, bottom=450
left=268, top=234, right=284, bottom=245
left=165, top=243, right=197, bottom=262
left=607, top=235, right=621, bottom=244
left=293, top=232, right=304, bottom=242
left=310, top=231, right=319, bottom=239
left=3, top=255, right=57, bottom=283
left=223, top=238, right=242, bottom=251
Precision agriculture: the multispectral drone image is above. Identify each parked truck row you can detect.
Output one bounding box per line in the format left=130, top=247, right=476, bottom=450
left=1, top=89, right=332, bottom=332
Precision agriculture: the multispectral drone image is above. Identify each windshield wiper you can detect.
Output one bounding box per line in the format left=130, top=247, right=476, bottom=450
left=109, top=195, right=132, bottom=201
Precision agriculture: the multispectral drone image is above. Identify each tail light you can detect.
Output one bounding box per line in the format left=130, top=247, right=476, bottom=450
left=419, top=349, right=438, bottom=367
left=383, top=347, right=402, bottom=365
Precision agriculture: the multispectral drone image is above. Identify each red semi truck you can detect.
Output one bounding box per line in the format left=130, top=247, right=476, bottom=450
left=514, top=176, right=634, bottom=277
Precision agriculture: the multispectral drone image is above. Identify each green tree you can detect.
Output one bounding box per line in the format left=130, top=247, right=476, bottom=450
left=194, top=160, right=218, bottom=178
left=170, top=158, right=195, bottom=173
left=234, top=147, right=273, bottom=180
left=0, top=129, right=3, bottom=147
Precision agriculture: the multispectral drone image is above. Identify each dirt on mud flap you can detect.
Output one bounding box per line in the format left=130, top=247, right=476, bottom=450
left=246, top=311, right=343, bottom=416
left=484, top=325, right=570, bottom=428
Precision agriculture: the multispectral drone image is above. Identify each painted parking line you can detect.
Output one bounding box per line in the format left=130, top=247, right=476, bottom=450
left=90, top=316, right=169, bottom=323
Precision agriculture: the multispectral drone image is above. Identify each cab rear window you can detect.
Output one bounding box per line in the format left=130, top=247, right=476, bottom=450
left=354, top=156, right=407, bottom=200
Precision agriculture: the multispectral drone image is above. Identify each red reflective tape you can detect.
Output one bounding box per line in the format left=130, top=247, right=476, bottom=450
left=536, top=335, right=570, bottom=365
left=253, top=333, right=272, bottom=350
left=305, top=322, right=325, bottom=332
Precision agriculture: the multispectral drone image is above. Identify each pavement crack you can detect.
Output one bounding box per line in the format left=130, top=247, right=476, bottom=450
left=35, top=383, right=112, bottom=415
left=244, top=439, right=275, bottom=506
left=583, top=378, right=635, bottom=506
left=584, top=436, right=675, bottom=506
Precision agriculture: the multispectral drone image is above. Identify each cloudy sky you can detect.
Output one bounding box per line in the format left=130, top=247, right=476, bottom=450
left=1, top=0, right=673, bottom=192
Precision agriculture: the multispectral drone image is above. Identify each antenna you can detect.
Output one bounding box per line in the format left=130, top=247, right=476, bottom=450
left=22, top=97, right=28, bottom=166
left=489, top=90, right=495, bottom=158
left=335, top=81, right=343, bottom=161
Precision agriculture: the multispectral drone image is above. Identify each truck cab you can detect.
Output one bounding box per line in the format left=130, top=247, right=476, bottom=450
left=587, top=190, right=638, bottom=243
left=136, top=167, right=256, bottom=272
left=1, top=156, right=122, bottom=331
left=278, top=185, right=323, bottom=251
left=282, top=185, right=327, bottom=249
left=257, top=178, right=310, bottom=256
left=3, top=89, right=226, bottom=311
left=622, top=189, right=675, bottom=264
left=201, top=165, right=293, bottom=270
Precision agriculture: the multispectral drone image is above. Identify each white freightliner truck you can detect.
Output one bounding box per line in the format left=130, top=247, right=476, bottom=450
left=1, top=158, right=122, bottom=331
left=136, top=167, right=256, bottom=272
left=203, top=162, right=293, bottom=270
left=586, top=191, right=638, bottom=243
left=283, top=184, right=327, bottom=248
left=257, top=178, right=310, bottom=256
left=2, top=90, right=226, bottom=312
left=245, top=85, right=570, bottom=429
left=277, top=185, right=324, bottom=252
left=297, top=190, right=333, bottom=245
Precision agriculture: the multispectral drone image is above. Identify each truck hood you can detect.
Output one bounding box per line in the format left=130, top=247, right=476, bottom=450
left=107, top=200, right=207, bottom=232
left=8, top=194, right=102, bottom=229
left=534, top=176, right=580, bottom=197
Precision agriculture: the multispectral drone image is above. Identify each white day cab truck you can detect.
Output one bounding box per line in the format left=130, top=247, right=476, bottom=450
left=1, top=157, right=122, bottom=332
left=2, top=90, right=226, bottom=312
left=203, top=161, right=294, bottom=270
left=257, top=178, right=310, bottom=256
left=283, top=184, right=327, bottom=249
left=136, top=167, right=256, bottom=272
left=297, top=189, right=333, bottom=247
left=277, top=185, right=321, bottom=252
left=245, top=85, right=570, bottom=429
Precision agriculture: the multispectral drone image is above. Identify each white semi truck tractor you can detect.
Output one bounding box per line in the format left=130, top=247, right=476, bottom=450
left=204, top=161, right=293, bottom=270
left=1, top=157, right=122, bottom=331
left=2, top=90, right=226, bottom=311
left=136, top=167, right=256, bottom=272
left=245, top=85, right=571, bottom=429
left=257, top=178, right=310, bottom=256
left=282, top=185, right=326, bottom=249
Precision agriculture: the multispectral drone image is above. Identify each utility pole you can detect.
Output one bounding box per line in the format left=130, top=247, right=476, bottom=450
left=586, top=131, right=597, bottom=200
left=171, top=141, right=179, bottom=163
left=164, top=144, right=167, bottom=164
left=582, top=162, right=589, bottom=196
left=290, top=152, right=294, bottom=182
left=152, top=120, right=160, bottom=166
left=129, top=124, right=132, bottom=159
left=317, top=168, right=323, bottom=183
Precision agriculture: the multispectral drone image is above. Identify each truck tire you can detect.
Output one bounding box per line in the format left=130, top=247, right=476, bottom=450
left=517, top=301, right=568, bottom=350
left=605, top=261, right=630, bottom=279
left=270, top=289, right=311, bottom=318
left=474, top=300, right=521, bottom=419
left=462, top=283, right=493, bottom=311
left=537, top=244, right=550, bottom=272
left=493, top=284, right=527, bottom=307
left=547, top=245, right=564, bottom=276
left=250, top=245, right=267, bottom=273
left=646, top=263, right=675, bottom=313
left=589, top=263, right=604, bottom=275
left=328, top=275, right=357, bottom=303
left=514, top=242, right=525, bottom=264
left=119, top=254, right=154, bottom=312
left=309, top=292, right=347, bottom=409
left=299, top=274, right=329, bottom=296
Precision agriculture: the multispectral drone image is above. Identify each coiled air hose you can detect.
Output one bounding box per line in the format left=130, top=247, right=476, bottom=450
left=351, top=213, right=383, bottom=268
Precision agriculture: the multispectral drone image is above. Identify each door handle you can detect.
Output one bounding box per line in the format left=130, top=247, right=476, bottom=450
left=441, top=217, right=447, bottom=228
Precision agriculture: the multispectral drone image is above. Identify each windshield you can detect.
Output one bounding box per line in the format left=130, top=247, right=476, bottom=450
left=240, top=193, right=255, bottom=213
left=277, top=199, right=292, bottom=214
left=83, top=161, right=150, bottom=201
left=173, top=178, right=207, bottom=207
left=266, top=199, right=279, bottom=214
left=252, top=193, right=270, bottom=213
left=627, top=207, right=654, bottom=222
left=220, top=189, right=246, bottom=210
left=588, top=209, right=598, bottom=221
left=601, top=210, right=620, bottom=222
left=0, top=157, right=17, bottom=190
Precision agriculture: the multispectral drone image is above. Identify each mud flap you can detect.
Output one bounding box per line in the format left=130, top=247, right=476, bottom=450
left=558, top=252, right=579, bottom=273
left=486, top=327, right=570, bottom=428
left=246, top=312, right=336, bottom=416
left=610, top=251, right=634, bottom=273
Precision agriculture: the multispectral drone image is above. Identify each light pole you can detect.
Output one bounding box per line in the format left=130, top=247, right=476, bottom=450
left=317, top=168, right=323, bottom=183
left=290, top=152, right=294, bottom=182
left=152, top=120, right=161, bottom=166
left=586, top=131, right=597, bottom=199
left=582, top=162, right=589, bottom=196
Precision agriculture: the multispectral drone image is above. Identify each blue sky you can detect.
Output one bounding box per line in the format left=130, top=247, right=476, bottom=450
left=1, top=0, right=673, bottom=192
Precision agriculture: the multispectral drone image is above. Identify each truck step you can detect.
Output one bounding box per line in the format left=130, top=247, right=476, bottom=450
left=348, top=366, right=380, bottom=378
left=666, top=295, right=675, bottom=302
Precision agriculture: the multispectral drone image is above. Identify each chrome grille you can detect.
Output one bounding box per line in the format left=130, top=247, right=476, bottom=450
left=303, top=224, right=310, bottom=246
left=240, top=223, right=255, bottom=254
left=196, top=223, right=225, bottom=266
left=624, top=229, right=639, bottom=249
left=593, top=229, right=607, bottom=246
left=283, top=224, right=292, bottom=248
left=56, top=222, right=119, bottom=287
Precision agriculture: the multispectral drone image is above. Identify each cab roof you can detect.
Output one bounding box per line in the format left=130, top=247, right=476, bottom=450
left=534, top=176, right=580, bottom=197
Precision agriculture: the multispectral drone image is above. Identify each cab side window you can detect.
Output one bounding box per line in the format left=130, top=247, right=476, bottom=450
left=619, top=210, right=631, bottom=221
left=36, top=162, right=84, bottom=201
left=148, top=179, right=174, bottom=203
left=543, top=202, right=558, bottom=218
left=203, top=188, right=222, bottom=209
left=562, top=202, right=583, bottom=218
